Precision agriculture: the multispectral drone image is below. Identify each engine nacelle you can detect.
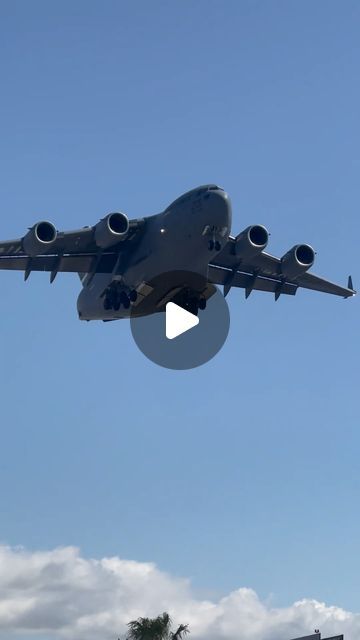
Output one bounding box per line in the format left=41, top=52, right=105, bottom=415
left=22, top=221, right=57, bottom=256
left=235, top=225, right=269, bottom=259
left=281, top=244, right=315, bottom=278
left=94, top=212, right=129, bottom=249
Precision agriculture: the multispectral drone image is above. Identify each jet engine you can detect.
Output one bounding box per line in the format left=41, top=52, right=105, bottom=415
left=281, top=244, right=315, bottom=278
left=94, top=212, right=129, bottom=249
left=235, top=225, right=269, bottom=259
left=22, top=221, right=57, bottom=256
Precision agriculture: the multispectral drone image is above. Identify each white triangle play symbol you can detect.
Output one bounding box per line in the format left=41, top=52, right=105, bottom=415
left=165, top=302, right=199, bottom=340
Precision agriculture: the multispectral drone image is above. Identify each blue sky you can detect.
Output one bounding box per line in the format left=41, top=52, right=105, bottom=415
left=0, top=1, right=359, bottom=638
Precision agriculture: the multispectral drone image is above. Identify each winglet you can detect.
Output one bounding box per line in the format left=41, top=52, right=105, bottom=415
left=344, top=275, right=356, bottom=298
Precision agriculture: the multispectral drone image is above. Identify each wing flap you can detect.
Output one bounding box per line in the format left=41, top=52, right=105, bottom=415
left=0, top=253, right=117, bottom=274
left=208, top=265, right=297, bottom=296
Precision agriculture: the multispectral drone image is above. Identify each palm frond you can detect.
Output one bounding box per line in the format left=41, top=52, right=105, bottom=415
left=126, top=612, right=174, bottom=640
left=171, top=623, right=190, bottom=640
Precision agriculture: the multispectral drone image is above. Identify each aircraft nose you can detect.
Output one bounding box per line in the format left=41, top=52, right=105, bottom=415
left=205, top=189, right=232, bottom=229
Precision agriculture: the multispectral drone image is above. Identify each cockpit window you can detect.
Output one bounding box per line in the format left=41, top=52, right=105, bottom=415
left=165, top=185, right=223, bottom=211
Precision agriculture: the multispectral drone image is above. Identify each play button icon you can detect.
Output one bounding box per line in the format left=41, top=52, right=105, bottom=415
left=165, top=302, right=199, bottom=340
left=130, top=270, right=230, bottom=370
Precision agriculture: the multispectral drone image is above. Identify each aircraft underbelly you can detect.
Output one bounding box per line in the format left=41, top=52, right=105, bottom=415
left=77, top=199, right=230, bottom=321
left=78, top=239, right=209, bottom=320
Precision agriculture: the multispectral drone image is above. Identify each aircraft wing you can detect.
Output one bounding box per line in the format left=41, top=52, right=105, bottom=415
left=209, top=236, right=356, bottom=299
left=0, top=218, right=145, bottom=281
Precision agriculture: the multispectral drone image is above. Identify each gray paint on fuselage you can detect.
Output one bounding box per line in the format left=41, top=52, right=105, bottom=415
left=77, top=186, right=232, bottom=321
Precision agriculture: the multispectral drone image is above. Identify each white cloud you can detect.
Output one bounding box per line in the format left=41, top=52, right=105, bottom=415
left=0, top=544, right=358, bottom=640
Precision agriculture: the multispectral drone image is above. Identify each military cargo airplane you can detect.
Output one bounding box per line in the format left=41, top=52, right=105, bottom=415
left=0, top=185, right=356, bottom=321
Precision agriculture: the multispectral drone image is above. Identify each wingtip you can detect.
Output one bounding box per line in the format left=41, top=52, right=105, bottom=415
left=347, top=275, right=356, bottom=296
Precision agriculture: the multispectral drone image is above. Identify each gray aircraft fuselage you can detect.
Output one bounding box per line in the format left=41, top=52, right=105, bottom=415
left=77, top=185, right=232, bottom=321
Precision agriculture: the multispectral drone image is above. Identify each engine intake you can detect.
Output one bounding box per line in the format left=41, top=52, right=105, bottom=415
left=22, top=221, right=57, bottom=256
left=235, top=225, right=269, bottom=259
left=94, top=212, right=129, bottom=248
left=281, top=244, right=315, bottom=278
